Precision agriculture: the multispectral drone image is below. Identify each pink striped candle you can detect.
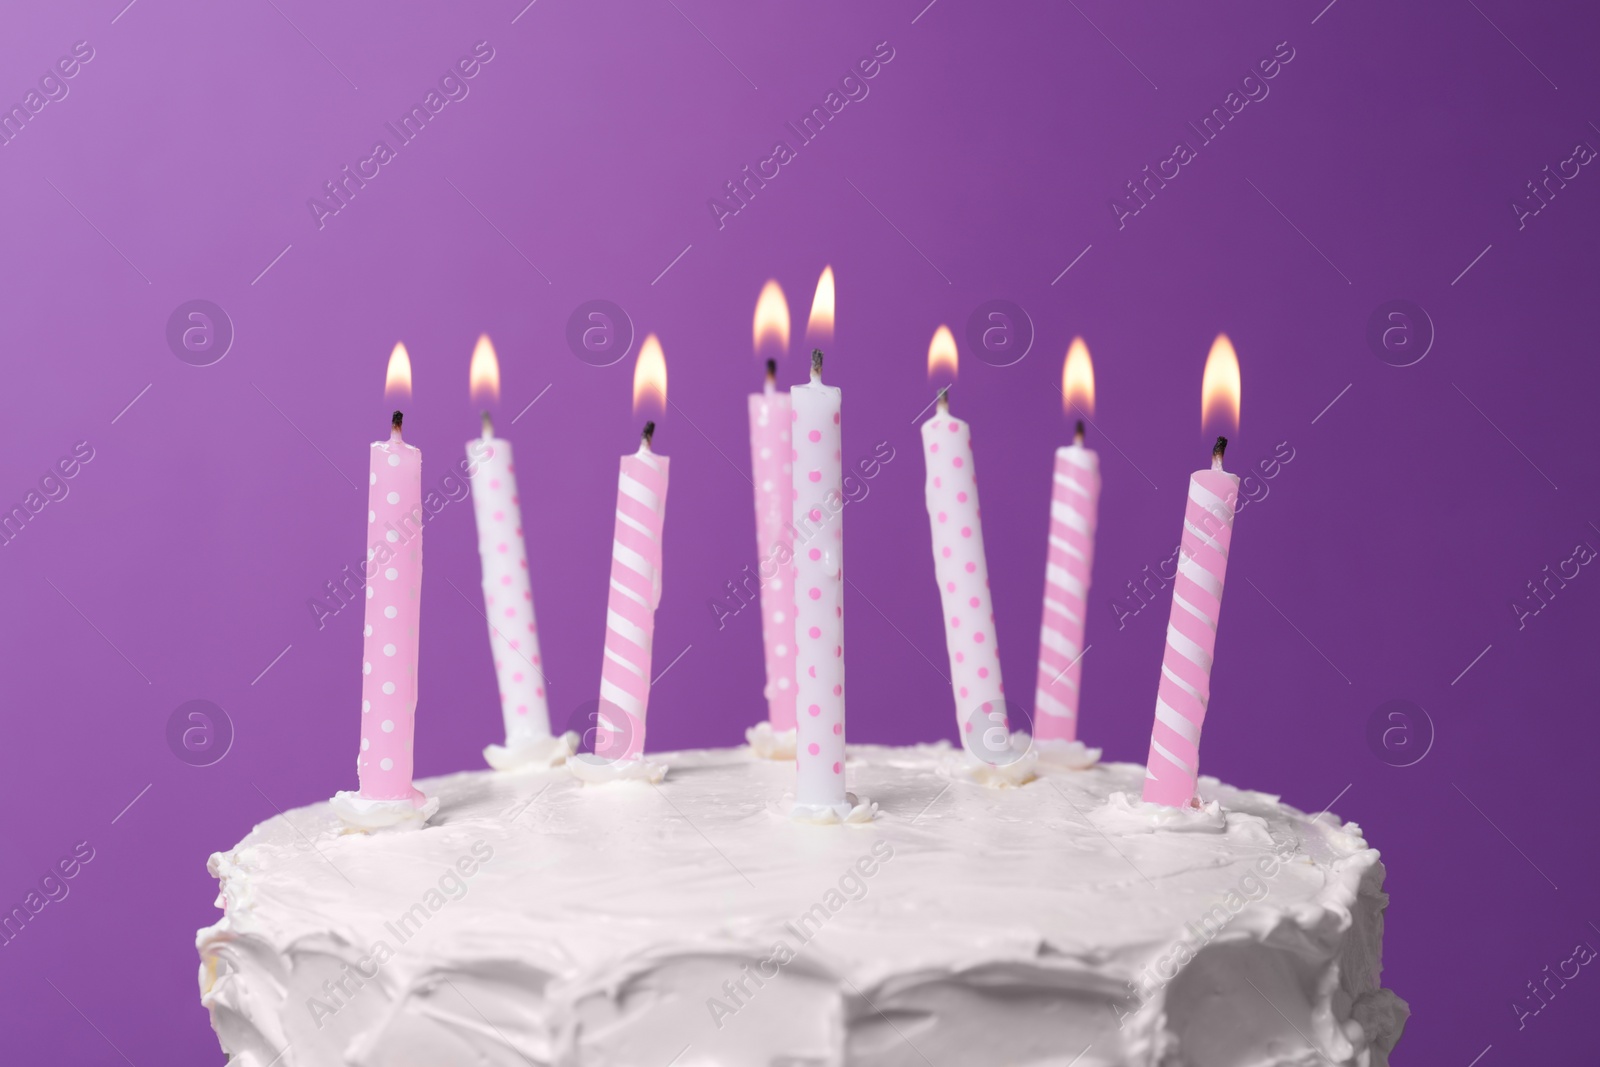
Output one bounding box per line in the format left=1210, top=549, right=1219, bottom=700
left=920, top=389, right=1010, bottom=761
left=790, top=350, right=849, bottom=813
left=1142, top=437, right=1240, bottom=807
left=748, top=360, right=797, bottom=741
left=1033, top=423, right=1099, bottom=742
left=591, top=423, right=670, bottom=768
left=332, top=406, right=437, bottom=830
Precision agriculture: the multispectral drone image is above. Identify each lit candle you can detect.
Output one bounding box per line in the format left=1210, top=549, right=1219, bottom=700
left=332, top=343, right=438, bottom=831
left=791, top=349, right=854, bottom=817
left=745, top=281, right=797, bottom=759
left=467, top=335, right=576, bottom=772
left=572, top=336, right=670, bottom=783
left=1142, top=334, right=1242, bottom=807
left=919, top=327, right=1018, bottom=774
left=1032, top=338, right=1101, bottom=768
left=786, top=269, right=871, bottom=821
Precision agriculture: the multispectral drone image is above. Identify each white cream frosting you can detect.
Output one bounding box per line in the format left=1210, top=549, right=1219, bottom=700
left=483, top=730, right=579, bottom=773
left=566, top=752, right=668, bottom=785
left=327, top=791, right=440, bottom=833
left=744, top=721, right=797, bottom=760
left=1029, top=735, right=1104, bottom=772
left=199, top=745, right=1407, bottom=1066
left=776, top=790, right=879, bottom=824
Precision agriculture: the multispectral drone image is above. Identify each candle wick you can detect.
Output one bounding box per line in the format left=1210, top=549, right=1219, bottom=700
left=1212, top=435, right=1228, bottom=470
left=391, top=410, right=404, bottom=435
left=481, top=411, right=493, bottom=438
left=1073, top=419, right=1085, bottom=446
left=641, top=420, right=656, bottom=450
left=765, top=358, right=777, bottom=385
left=811, top=348, right=823, bottom=380
left=936, top=387, right=949, bottom=414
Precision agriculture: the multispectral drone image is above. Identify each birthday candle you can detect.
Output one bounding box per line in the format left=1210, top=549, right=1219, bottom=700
left=747, top=281, right=796, bottom=741
left=920, top=370, right=1008, bottom=758
left=468, top=337, right=561, bottom=769
left=592, top=337, right=670, bottom=766
left=358, top=409, right=425, bottom=801
left=334, top=343, right=436, bottom=830
left=790, top=349, right=847, bottom=810
left=1034, top=338, right=1100, bottom=743
left=1143, top=334, right=1242, bottom=807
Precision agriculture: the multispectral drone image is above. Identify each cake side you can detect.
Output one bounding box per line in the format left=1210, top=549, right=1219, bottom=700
left=198, top=744, right=1406, bottom=1066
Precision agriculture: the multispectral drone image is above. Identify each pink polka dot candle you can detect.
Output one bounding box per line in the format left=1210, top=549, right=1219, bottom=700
left=920, top=385, right=1009, bottom=760
left=746, top=354, right=797, bottom=754
left=332, top=345, right=438, bottom=830
left=467, top=335, right=574, bottom=771
left=790, top=349, right=852, bottom=817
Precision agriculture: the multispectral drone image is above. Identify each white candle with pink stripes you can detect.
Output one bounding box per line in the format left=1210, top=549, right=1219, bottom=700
left=467, top=335, right=576, bottom=772
left=574, top=335, right=671, bottom=783
left=333, top=344, right=438, bottom=830
left=1033, top=338, right=1101, bottom=767
left=1143, top=335, right=1242, bottom=807
left=746, top=280, right=797, bottom=758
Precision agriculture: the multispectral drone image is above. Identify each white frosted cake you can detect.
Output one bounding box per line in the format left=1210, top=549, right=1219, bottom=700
left=198, top=745, right=1407, bottom=1066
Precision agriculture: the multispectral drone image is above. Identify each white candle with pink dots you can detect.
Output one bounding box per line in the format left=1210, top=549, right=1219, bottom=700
left=920, top=327, right=1029, bottom=780
left=785, top=269, right=872, bottom=820
left=789, top=349, right=871, bottom=820
left=466, top=335, right=575, bottom=772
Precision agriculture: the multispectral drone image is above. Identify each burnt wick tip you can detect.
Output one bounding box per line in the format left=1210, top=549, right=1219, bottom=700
left=811, top=349, right=824, bottom=373
left=642, top=421, right=656, bottom=446
left=391, top=410, right=404, bottom=431
left=765, top=358, right=777, bottom=379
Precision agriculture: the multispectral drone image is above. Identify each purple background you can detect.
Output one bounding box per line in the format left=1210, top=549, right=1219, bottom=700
left=2, top=0, right=1596, bottom=1061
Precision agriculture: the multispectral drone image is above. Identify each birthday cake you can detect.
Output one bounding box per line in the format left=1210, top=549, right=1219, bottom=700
left=197, top=745, right=1407, bottom=1066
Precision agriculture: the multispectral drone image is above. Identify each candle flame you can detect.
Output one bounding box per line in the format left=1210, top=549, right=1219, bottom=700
left=927, top=325, right=958, bottom=380
left=1200, top=333, right=1241, bottom=434
left=806, top=266, right=834, bottom=344
left=385, top=342, right=413, bottom=400
left=633, top=333, right=667, bottom=415
left=468, top=334, right=500, bottom=406
left=1062, top=337, right=1095, bottom=416
left=753, top=280, right=790, bottom=358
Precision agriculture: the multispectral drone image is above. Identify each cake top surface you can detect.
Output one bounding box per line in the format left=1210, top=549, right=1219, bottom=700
left=209, top=743, right=1374, bottom=980
left=202, top=743, right=1395, bottom=1065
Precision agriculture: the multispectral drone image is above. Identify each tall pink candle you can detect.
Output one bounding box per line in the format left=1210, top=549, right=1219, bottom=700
left=1142, top=437, right=1239, bottom=807
left=791, top=350, right=847, bottom=811
left=593, top=424, right=670, bottom=765
left=748, top=361, right=796, bottom=736
left=358, top=412, right=425, bottom=803
left=920, top=389, right=1008, bottom=757
left=1033, top=424, right=1099, bottom=742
